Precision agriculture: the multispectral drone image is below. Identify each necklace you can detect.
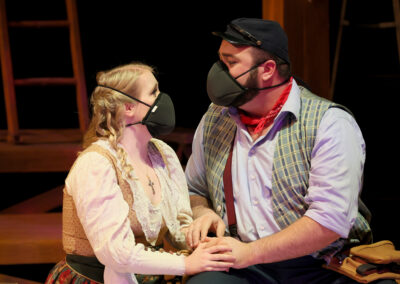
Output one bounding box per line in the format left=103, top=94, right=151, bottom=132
left=141, top=161, right=156, bottom=195
left=132, top=154, right=156, bottom=195
left=147, top=175, right=155, bottom=195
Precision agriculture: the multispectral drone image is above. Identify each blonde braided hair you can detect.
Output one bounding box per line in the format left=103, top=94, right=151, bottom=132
left=82, top=62, right=155, bottom=178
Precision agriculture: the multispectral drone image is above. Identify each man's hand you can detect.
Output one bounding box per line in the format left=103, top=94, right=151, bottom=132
left=202, top=237, right=254, bottom=269
left=201, top=217, right=342, bottom=269
left=185, top=210, right=226, bottom=249
left=184, top=241, right=235, bottom=275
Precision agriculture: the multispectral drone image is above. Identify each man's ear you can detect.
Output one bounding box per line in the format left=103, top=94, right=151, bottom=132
left=261, top=59, right=276, bottom=81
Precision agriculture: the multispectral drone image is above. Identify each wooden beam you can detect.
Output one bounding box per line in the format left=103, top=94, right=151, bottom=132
left=0, top=129, right=82, bottom=173
left=262, top=0, right=284, bottom=27
left=0, top=186, right=63, bottom=214
left=0, top=128, right=195, bottom=173
left=0, top=142, right=80, bottom=172
left=14, top=77, right=76, bottom=86
left=8, top=20, right=69, bottom=28
left=0, top=0, right=19, bottom=142
left=66, top=0, right=89, bottom=134
left=302, top=0, right=330, bottom=99
left=0, top=273, right=41, bottom=284
left=393, top=0, right=400, bottom=63
left=0, top=213, right=63, bottom=265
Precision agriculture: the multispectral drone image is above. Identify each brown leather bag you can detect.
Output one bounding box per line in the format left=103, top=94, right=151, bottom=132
left=324, top=240, right=400, bottom=283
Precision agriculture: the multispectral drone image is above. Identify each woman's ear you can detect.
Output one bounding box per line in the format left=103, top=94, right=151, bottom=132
left=261, top=59, right=276, bottom=81
left=124, top=103, right=136, bottom=117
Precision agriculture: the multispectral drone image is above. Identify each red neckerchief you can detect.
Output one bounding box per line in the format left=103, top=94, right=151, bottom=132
left=239, top=77, right=293, bottom=134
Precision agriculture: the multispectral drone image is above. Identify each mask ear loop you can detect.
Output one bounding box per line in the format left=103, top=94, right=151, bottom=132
left=233, top=60, right=267, bottom=80
left=128, top=92, right=162, bottom=126
left=252, top=76, right=291, bottom=91
left=97, top=85, right=152, bottom=107
left=229, top=60, right=291, bottom=91
left=97, top=85, right=154, bottom=128
left=125, top=121, right=142, bottom=127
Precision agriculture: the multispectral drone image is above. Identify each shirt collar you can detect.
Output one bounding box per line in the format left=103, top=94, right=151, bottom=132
left=279, top=78, right=300, bottom=120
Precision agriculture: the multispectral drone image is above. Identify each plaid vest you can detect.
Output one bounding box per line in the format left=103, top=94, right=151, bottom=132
left=202, top=87, right=372, bottom=260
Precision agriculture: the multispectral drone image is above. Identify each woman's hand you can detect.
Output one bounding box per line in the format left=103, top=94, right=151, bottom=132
left=184, top=241, right=235, bottom=275
left=185, top=210, right=226, bottom=249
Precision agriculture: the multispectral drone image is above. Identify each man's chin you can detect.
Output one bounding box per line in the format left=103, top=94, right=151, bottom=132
left=231, top=90, right=260, bottom=108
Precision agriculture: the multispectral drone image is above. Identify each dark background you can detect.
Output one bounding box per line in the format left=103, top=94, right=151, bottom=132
left=0, top=0, right=399, bottom=282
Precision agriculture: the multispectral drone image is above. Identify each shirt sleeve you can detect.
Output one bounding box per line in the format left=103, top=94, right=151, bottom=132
left=185, top=115, right=210, bottom=198
left=65, top=152, right=185, bottom=276
left=304, top=108, right=366, bottom=238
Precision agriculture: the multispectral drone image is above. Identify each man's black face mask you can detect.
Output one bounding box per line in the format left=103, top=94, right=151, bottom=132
left=206, top=60, right=289, bottom=107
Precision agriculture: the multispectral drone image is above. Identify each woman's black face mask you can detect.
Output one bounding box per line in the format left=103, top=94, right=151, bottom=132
left=97, top=85, right=175, bottom=137
left=125, top=92, right=175, bottom=137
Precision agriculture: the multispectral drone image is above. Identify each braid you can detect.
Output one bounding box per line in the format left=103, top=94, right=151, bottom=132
left=82, top=62, right=155, bottom=178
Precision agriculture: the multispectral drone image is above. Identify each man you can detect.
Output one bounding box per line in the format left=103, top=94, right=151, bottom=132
left=184, top=18, right=395, bottom=283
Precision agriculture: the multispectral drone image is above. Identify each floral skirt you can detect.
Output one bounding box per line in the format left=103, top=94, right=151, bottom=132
left=45, top=259, right=101, bottom=284
left=45, top=258, right=167, bottom=284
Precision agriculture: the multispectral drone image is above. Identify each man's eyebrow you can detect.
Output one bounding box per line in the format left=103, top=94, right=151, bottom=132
left=218, top=51, right=237, bottom=59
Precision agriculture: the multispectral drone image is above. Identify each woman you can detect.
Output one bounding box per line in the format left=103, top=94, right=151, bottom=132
left=46, top=63, right=234, bottom=284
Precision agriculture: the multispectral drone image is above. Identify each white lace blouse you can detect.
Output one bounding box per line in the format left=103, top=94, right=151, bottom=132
left=65, top=138, right=192, bottom=283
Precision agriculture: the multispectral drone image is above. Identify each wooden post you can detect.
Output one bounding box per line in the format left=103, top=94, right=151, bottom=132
left=262, top=0, right=331, bottom=99
left=66, top=0, right=89, bottom=134
left=392, top=0, right=400, bottom=62
left=0, top=0, right=19, bottom=143
left=262, top=0, right=285, bottom=27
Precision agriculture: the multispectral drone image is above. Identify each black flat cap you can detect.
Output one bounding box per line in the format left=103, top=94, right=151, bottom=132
left=213, top=18, right=290, bottom=64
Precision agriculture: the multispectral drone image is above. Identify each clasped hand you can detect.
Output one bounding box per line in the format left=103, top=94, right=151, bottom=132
left=201, top=236, right=252, bottom=269
left=183, top=211, right=253, bottom=271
